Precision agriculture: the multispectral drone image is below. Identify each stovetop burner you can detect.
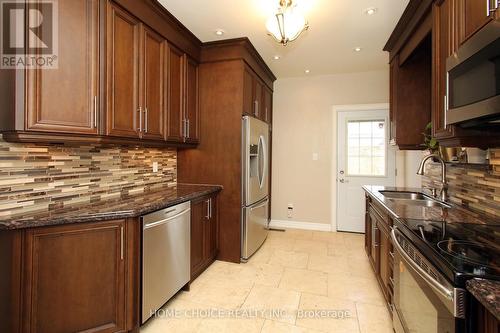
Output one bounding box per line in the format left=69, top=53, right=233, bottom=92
left=437, top=240, right=498, bottom=269
left=398, top=219, right=500, bottom=284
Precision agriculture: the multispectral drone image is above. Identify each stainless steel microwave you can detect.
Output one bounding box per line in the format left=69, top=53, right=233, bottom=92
left=446, top=18, right=500, bottom=127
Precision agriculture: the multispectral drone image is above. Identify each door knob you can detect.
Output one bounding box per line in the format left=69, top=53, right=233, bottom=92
left=339, top=179, right=348, bottom=183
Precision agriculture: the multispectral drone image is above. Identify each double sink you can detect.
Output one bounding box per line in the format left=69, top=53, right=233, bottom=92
left=379, top=190, right=451, bottom=208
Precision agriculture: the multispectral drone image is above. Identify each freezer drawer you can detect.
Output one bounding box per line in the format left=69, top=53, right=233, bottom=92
left=242, top=197, right=269, bottom=260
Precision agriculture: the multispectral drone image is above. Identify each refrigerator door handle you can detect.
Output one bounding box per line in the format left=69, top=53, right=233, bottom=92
left=258, top=135, right=267, bottom=189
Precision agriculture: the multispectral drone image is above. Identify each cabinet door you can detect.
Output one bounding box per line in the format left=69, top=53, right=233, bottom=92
left=263, top=87, right=273, bottom=124
left=389, top=57, right=398, bottom=145
left=243, top=68, right=254, bottom=116
left=26, top=0, right=99, bottom=134
left=365, top=197, right=372, bottom=256
left=369, top=210, right=380, bottom=274
left=379, top=222, right=391, bottom=300
left=461, top=0, right=494, bottom=44
left=253, top=78, right=263, bottom=119
left=205, top=196, right=218, bottom=261
left=23, top=220, right=126, bottom=333
left=185, top=56, right=200, bottom=144
left=106, top=3, right=140, bottom=138
left=141, top=27, right=166, bottom=140
left=190, top=197, right=206, bottom=279
left=432, top=0, right=455, bottom=139
left=166, top=45, right=184, bottom=142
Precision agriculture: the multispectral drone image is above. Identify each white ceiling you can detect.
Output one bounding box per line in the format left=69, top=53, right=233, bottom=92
left=158, top=0, right=409, bottom=78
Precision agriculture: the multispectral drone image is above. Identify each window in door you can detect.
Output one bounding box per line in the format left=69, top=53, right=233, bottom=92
left=347, top=120, right=386, bottom=176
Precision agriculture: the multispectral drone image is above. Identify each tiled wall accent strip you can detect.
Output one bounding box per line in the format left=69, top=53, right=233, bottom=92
left=0, top=137, right=177, bottom=217
left=422, top=148, right=500, bottom=217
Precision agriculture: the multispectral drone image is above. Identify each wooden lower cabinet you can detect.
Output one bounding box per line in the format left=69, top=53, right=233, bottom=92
left=190, top=193, right=218, bottom=280
left=0, top=219, right=141, bottom=333
left=471, top=296, right=500, bottom=333
left=365, top=195, right=394, bottom=311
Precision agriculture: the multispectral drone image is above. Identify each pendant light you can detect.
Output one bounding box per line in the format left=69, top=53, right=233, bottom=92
left=266, top=0, right=309, bottom=46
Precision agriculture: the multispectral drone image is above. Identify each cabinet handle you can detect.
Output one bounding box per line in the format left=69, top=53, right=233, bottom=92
left=487, top=0, right=496, bottom=15
left=444, top=72, right=449, bottom=128
left=254, top=100, right=259, bottom=116
left=93, top=96, right=98, bottom=128
left=209, top=198, right=212, bottom=219
left=144, top=107, right=148, bottom=133
left=138, top=107, right=143, bottom=132
left=120, top=226, right=124, bottom=260
left=206, top=199, right=210, bottom=220
left=187, top=119, right=190, bottom=138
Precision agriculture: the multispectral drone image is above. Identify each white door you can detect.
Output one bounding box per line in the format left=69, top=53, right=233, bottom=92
left=336, top=107, right=396, bottom=233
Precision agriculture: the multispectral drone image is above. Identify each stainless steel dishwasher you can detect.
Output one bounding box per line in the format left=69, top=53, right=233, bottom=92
left=142, top=201, right=191, bottom=324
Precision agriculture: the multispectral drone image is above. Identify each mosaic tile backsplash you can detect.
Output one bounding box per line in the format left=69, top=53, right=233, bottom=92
left=0, top=136, right=177, bottom=217
left=423, top=148, right=500, bottom=217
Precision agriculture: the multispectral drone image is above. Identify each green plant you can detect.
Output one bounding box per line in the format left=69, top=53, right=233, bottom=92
left=422, top=122, right=439, bottom=153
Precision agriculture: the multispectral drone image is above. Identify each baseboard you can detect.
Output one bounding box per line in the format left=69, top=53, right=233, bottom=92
left=269, top=219, right=332, bottom=232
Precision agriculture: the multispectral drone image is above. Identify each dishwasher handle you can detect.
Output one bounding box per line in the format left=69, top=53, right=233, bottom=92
left=143, top=208, right=191, bottom=230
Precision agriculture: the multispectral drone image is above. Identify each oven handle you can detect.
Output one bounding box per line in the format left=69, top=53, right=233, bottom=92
left=391, top=228, right=454, bottom=301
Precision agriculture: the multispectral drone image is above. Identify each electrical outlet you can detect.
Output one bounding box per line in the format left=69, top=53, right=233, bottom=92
left=312, top=153, right=319, bottom=161
left=152, top=162, right=159, bottom=173
left=287, top=204, right=294, bottom=218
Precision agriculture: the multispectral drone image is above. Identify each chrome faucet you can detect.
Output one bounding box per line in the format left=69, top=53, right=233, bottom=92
left=416, top=154, right=448, bottom=202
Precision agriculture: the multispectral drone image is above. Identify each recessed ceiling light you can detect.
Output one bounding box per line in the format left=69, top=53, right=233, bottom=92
left=364, top=7, right=378, bottom=15
left=273, top=55, right=281, bottom=60
left=354, top=47, right=362, bottom=52
left=214, top=29, right=225, bottom=36
left=305, top=69, right=310, bottom=74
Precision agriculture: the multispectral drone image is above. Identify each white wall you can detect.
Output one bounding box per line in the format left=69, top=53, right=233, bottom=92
left=271, top=70, right=391, bottom=227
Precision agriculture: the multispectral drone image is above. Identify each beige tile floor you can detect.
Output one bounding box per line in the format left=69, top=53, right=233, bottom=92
left=141, top=229, right=393, bottom=333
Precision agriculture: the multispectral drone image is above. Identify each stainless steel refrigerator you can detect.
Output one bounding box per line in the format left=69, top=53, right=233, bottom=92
left=241, top=116, right=270, bottom=261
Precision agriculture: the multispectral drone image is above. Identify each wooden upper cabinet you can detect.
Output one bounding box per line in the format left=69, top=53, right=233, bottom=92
left=141, top=27, right=166, bottom=140
left=166, top=45, right=184, bottom=142
left=22, top=220, right=126, bottom=333
left=106, top=2, right=140, bottom=138
left=253, top=78, right=263, bottom=119
left=185, top=56, right=200, bottom=144
left=389, top=57, right=398, bottom=145
left=242, top=65, right=272, bottom=123
left=243, top=67, right=254, bottom=116
left=432, top=0, right=455, bottom=139
left=26, top=0, right=99, bottom=134
left=461, top=0, right=495, bottom=44
left=263, top=87, right=273, bottom=124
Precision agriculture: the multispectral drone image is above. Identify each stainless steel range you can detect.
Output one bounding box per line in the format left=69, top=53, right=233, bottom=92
left=391, top=219, right=500, bottom=333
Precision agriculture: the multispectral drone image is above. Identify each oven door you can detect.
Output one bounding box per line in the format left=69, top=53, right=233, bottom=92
left=391, top=228, right=466, bottom=333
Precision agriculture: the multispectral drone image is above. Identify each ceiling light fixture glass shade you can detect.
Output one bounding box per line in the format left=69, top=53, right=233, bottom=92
left=266, top=0, right=309, bottom=46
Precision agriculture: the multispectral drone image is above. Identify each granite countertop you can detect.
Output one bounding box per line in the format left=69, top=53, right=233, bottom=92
left=363, top=185, right=500, bottom=225
left=467, top=278, right=500, bottom=321
left=0, top=183, right=222, bottom=230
